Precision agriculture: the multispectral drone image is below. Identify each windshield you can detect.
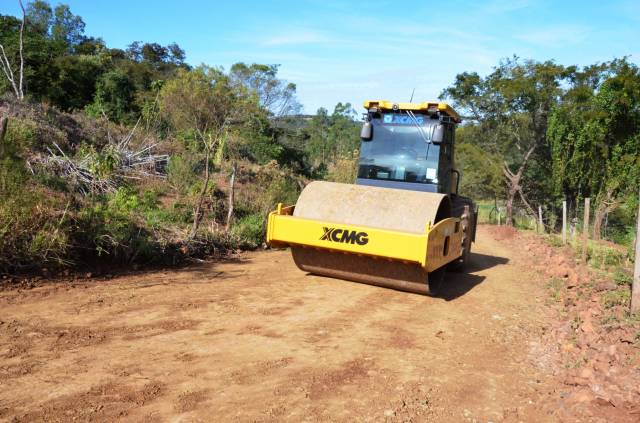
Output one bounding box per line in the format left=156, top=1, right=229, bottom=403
left=358, top=114, right=440, bottom=184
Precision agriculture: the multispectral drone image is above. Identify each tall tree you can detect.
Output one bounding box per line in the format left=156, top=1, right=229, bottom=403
left=229, top=63, right=301, bottom=117
left=158, top=66, right=242, bottom=237
left=86, top=69, right=137, bottom=123
left=51, top=4, right=85, bottom=48
left=25, top=0, right=52, bottom=35
left=441, top=58, right=570, bottom=225
left=548, top=59, right=640, bottom=238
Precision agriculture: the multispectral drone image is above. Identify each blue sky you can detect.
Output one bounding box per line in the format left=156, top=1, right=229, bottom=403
left=3, top=0, right=640, bottom=113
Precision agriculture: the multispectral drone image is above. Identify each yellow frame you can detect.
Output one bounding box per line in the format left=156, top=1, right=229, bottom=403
left=362, top=100, right=461, bottom=123
left=267, top=204, right=463, bottom=272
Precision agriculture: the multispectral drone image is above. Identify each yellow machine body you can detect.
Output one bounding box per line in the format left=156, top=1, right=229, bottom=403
left=267, top=204, right=463, bottom=273
left=362, top=100, right=461, bottom=122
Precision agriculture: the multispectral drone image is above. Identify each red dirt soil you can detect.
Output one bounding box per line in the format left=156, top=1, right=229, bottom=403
left=0, top=225, right=638, bottom=422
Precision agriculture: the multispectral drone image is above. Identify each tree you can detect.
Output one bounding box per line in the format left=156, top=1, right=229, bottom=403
left=455, top=124, right=503, bottom=199
left=304, top=107, right=330, bottom=170
left=327, top=102, right=359, bottom=158
left=0, top=0, right=26, bottom=100
left=25, top=0, right=52, bottom=35
left=158, top=67, right=240, bottom=237
left=51, top=4, right=85, bottom=48
left=229, top=63, right=301, bottom=117
left=46, top=54, right=104, bottom=111
left=441, top=58, right=570, bottom=225
left=141, top=43, right=169, bottom=65
left=300, top=103, right=359, bottom=177
left=548, top=59, right=640, bottom=239
left=87, top=69, right=137, bottom=123
left=167, top=43, right=186, bottom=66
left=74, top=36, right=106, bottom=55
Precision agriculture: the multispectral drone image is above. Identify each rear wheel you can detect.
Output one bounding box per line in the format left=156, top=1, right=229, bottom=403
left=448, top=199, right=474, bottom=272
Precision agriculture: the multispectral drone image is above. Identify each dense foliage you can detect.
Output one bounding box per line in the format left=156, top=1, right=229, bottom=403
left=0, top=1, right=360, bottom=273
left=441, top=57, right=639, bottom=245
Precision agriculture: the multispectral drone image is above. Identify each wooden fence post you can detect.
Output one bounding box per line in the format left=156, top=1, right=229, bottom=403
left=582, top=198, right=590, bottom=262
left=0, top=115, right=7, bottom=158
left=631, top=190, right=640, bottom=313
left=538, top=205, right=543, bottom=234
left=562, top=200, right=567, bottom=245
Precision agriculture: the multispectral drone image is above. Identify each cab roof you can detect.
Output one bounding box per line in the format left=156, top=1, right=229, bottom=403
left=363, top=100, right=461, bottom=123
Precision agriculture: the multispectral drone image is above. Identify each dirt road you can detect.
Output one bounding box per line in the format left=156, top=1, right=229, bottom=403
left=1, top=226, right=565, bottom=421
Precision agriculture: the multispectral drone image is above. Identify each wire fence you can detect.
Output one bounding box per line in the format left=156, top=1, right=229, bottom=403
left=477, top=198, right=637, bottom=265
left=477, top=195, right=640, bottom=312
left=479, top=200, right=624, bottom=238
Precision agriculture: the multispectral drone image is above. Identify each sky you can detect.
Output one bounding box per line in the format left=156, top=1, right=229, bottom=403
left=3, top=0, right=640, bottom=113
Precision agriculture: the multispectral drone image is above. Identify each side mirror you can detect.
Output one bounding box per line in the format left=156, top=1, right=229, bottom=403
left=360, top=121, right=373, bottom=141
left=431, top=124, right=445, bottom=144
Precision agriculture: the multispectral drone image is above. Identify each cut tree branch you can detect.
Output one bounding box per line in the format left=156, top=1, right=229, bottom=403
left=0, top=45, right=19, bottom=99
left=18, top=0, right=25, bottom=99
left=517, top=190, right=537, bottom=217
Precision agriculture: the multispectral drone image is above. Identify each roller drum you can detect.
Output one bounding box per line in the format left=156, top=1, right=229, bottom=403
left=290, top=181, right=451, bottom=294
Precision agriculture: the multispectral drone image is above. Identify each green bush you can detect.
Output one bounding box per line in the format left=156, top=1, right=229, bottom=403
left=0, top=191, right=71, bottom=271
left=547, top=234, right=563, bottom=247
left=231, top=214, right=265, bottom=249
left=0, top=151, right=72, bottom=272
left=167, top=153, right=200, bottom=194
left=243, top=135, right=284, bottom=164
left=326, top=152, right=358, bottom=183
left=237, top=162, right=301, bottom=217
left=613, top=268, right=633, bottom=286
left=476, top=201, right=496, bottom=224
left=5, top=118, right=37, bottom=153
left=74, top=188, right=159, bottom=263
left=75, top=143, right=122, bottom=179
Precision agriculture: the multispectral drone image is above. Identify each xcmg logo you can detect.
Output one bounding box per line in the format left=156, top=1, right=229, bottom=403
left=320, top=227, right=369, bottom=245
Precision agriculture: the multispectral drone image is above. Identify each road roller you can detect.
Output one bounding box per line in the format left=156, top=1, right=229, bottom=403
left=267, top=100, right=477, bottom=295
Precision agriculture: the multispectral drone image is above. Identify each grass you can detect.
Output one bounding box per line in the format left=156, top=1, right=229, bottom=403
left=476, top=199, right=540, bottom=230
left=546, top=277, right=564, bottom=303
left=565, top=356, right=587, bottom=369
left=231, top=214, right=265, bottom=249
left=570, top=315, right=583, bottom=331
left=602, top=288, right=631, bottom=309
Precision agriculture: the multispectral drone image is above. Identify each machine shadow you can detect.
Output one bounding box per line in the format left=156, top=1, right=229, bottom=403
left=435, top=252, right=509, bottom=301
left=463, top=253, right=509, bottom=273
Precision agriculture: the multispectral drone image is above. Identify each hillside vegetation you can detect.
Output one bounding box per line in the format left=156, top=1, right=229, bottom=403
left=0, top=1, right=359, bottom=274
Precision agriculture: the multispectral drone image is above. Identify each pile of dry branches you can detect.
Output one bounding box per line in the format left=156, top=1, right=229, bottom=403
left=29, top=120, right=169, bottom=196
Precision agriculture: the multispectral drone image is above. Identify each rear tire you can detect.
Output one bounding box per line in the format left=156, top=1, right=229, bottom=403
left=449, top=196, right=475, bottom=272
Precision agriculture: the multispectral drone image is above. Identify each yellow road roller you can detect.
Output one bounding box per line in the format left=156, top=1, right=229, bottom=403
left=267, top=100, right=477, bottom=295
